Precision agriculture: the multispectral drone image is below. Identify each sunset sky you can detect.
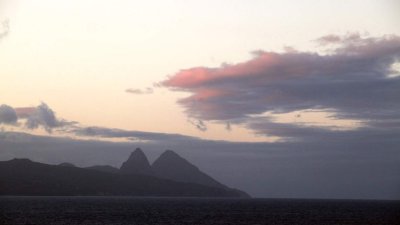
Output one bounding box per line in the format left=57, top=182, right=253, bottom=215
left=1, top=0, right=399, bottom=141
left=1, top=0, right=400, bottom=199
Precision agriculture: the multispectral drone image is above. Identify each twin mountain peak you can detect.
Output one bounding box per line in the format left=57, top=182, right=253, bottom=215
left=120, top=148, right=225, bottom=189
left=0, top=148, right=249, bottom=197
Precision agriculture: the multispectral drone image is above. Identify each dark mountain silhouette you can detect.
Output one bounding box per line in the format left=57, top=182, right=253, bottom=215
left=152, top=150, right=225, bottom=188
left=151, top=150, right=249, bottom=197
left=85, top=165, right=119, bottom=174
left=116, top=149, right=248, bottom=197
left=0, top=158, right=248, bottom=197
left=120, top=148, right=154, bottom=176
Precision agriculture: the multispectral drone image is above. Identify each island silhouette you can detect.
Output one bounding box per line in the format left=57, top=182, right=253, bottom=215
left=0, top=148, right=249, bottom=198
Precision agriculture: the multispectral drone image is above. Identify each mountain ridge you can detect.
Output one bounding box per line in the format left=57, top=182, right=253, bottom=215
left=0, top=150, right=250, bottom=198
left=0, top=158, right=249, bottom=197
left=152, top=150, right=226, bottom=189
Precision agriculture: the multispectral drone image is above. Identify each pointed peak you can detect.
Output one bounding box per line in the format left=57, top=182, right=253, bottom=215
left=127, top=148, right=146, bottom=159
left=133, top=147, right=144, bottom=154
left=153, top=150, right=191, bottom=167
left=120, top=148, right=153, bottom=175
left=155, top=150, right=189, bottom=164
left=152, top=150, right=226, bottom=189
left=126, top=148, right=148, bottom=161
left=162, top=149, right=179, bottom=156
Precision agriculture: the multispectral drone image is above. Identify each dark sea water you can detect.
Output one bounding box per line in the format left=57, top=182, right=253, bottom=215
left=0, top=197, right=399, bottom=225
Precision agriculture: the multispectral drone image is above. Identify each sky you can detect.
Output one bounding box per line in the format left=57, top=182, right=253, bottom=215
left=0, top=0, right=400, bottom=199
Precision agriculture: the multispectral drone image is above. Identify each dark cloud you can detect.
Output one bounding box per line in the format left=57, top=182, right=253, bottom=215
left=0, top=103, right=76, bottom=133
left=15, top=103, right=76, bottom=133
left=162, top=34, right=400, bottom=139
left=0, top=19, right=9, bottom=40
left=73, top=126, right=199, bottom=142
left=126, top=87, right=153, bottom=95
left=0, top=104, right=17, bottom=124
left=248, top=117, right=400, bottom=143
left=187, top=118, right=207, bottom=132
left=315, top=33, right=366, bottom=46
left=26, top=103, right=59, bottom=132
left=225, top=122, right=232, bottom=131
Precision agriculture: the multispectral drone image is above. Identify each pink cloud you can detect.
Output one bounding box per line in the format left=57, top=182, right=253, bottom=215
left=161, top=34, right=400, bottom=132
left=163, top=52, right=282, bottom=89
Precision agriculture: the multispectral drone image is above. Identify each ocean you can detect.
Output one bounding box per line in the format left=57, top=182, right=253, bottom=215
left=1, top=197, right=399, bottom=225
